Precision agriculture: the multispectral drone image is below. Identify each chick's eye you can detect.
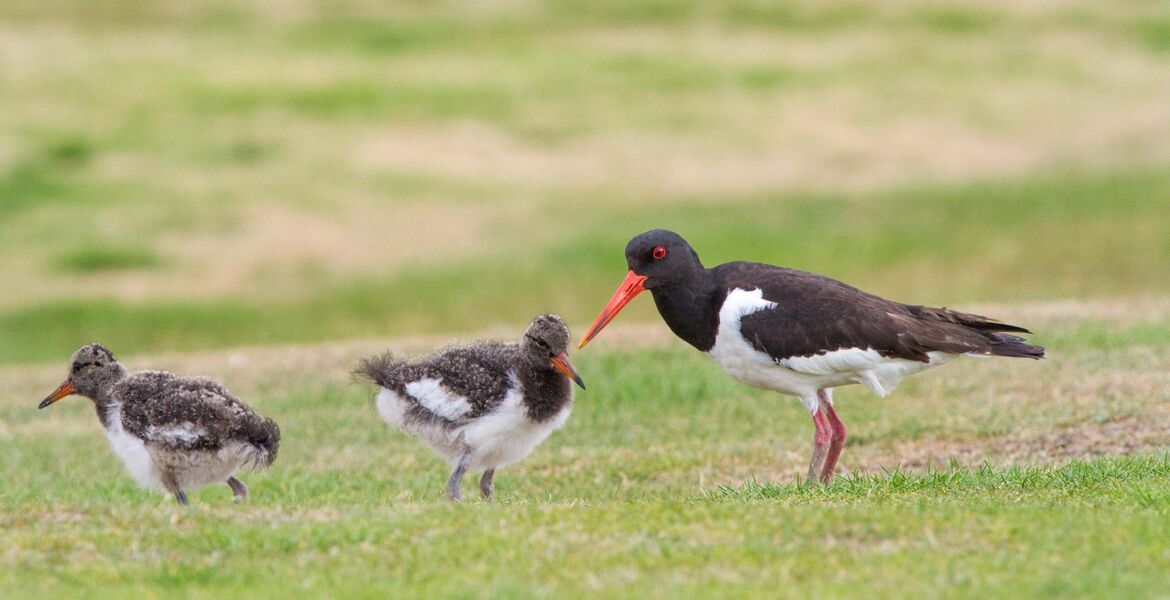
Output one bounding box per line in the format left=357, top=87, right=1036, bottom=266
left=652, top=245, right=667, bottom=260
left=72, top=361, right=83, bottom=372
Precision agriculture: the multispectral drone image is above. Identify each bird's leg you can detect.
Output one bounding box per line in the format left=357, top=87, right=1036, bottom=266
left=819, top=389, right=847, bottom=484
left=806, top=407, right=833, bottom=486
left=227, top=476, right=249, bottom=502
left=446, top=458, right=469, bottom=502
left=163, top=472, right=189, bottom=506
left=480, top=469, right=496, bottom=500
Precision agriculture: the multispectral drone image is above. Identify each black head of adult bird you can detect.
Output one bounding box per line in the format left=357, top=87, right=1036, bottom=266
left=38, top=343, right=280, bottom=505
left=578, top=229, right=1044, bottom=484
left=356, top=314, right=584, bottom=501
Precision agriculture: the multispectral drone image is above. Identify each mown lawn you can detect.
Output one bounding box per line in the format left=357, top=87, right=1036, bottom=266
left=4, top=457, right=1170, bottom=598
left=3, top=1, right=1170, bottom=597
left=2, top=315, right=1169, bottom=598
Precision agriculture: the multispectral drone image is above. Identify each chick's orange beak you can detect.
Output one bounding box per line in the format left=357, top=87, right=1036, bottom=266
left=38, top=380, right=75, bottom=409
left=578, top=270, right=647, bottom=349
left=549, top=352, right=586, bottom=390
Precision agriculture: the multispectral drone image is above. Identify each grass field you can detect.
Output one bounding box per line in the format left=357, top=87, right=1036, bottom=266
left=3, top=0, right=1170, bottom=598
left=3, top=319, right=1170, bottom=598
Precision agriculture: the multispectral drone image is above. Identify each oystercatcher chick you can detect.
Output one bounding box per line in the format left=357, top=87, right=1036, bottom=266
left=356, top=314, right=585, bottom=501
left=578, top=229, right=1044, bottom=485
left=37, top=343, right=280, bottom=505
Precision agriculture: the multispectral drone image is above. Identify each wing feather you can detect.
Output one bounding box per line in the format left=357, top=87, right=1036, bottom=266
left=718, top=263, right=998, bottom=371
left=117, top=372, right=252, bottom=452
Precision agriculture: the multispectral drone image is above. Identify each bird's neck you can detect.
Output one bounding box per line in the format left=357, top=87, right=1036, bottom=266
left=88, top=372, right=127, bottom=429
left=90, top=392, right=119, bottom=429
left=649, top=269, right=723, bottom=352
left=516, top=365, right=572, bottom=423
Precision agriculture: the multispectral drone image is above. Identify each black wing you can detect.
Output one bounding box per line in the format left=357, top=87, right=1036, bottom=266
left=717, top=262, right=1042, bottom=366
left=117, top=371, right=275, bottom=454
left=356, top=342, right=517, bottom=419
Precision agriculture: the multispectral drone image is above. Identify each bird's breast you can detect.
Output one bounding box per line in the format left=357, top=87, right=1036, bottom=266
left=102, top=403, right=162, bottom=490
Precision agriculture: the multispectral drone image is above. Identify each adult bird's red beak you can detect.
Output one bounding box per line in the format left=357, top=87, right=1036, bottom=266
left=549, top=352, right=586, bottom=390
left=38, top=380, right=75, bottom=409
left=578, top=270, right=648, bottom=349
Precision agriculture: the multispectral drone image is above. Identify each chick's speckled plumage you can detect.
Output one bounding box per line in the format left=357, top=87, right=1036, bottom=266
left=112, top=370, right=280, bottom=467
left=43, top=343, right=280, bottom=503
left=357, top=314, right=575, bottom=425
left=355, top=314, right=580, bottom=501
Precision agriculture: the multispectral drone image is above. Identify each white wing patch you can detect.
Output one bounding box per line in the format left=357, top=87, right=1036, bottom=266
left=146, top=422, right=208, bottom=445
left=779, top=348, right=887, bottom=376
left=376, top=387, right=463, bottom=463
left=721, top=287, right=777, bottom=323
left=405, top=378, right=473, bottom=421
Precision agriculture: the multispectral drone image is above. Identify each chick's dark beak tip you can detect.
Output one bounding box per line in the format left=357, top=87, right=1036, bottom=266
left=38, top=380, right=75, bottom=409
left=550, top=353, right=586, bottom=391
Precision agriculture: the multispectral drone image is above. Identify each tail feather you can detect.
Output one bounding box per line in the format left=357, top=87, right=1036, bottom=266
left=241, top=417, right=280, bottom=470
left=905, top=305, right=1045, bottom=359
left=354, top=352, right=405, bottom=389
left=986, top=332, right=1046, bottom=359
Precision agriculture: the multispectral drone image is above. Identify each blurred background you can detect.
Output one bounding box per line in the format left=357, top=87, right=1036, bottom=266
left=1, top=0, right=1168, bottom=365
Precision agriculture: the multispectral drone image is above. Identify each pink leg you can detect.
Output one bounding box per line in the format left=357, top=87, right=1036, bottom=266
left=819, top=390, right=847, bottom=484
left=805, top=406, right=833, bottom=486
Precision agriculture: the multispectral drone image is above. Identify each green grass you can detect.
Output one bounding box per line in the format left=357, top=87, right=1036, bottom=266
left=2, top=329, right=1170, bottom=598
left=2, top=1, right=1170, bottom=596
left=6, top=458, right=1170, bottom=598
left=53, top=245, right=163, bottom=273
left=709, top=458, right=1170, bottom=504
left=2, top=2, right=1169, bottom=366
left=2, top=167, right=1168, bottom=365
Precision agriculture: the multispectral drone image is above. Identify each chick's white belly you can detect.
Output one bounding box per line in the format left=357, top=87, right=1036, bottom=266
left=152, top=444, right=250, bottom=491
left=105, top=424, right=163, bottom=490
left=376, top=386, right=571, bottom=471
left=105, top=422, right=246, bottom=493
left=460, top=390, right=571, bottom=471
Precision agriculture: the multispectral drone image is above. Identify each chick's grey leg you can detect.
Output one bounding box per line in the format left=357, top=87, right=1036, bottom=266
left=163, top=472, right=189, bottom=506
left=227, top=476, right=248, bottom=502
left=480, top=469, right=496, bottom=500
left=446, top=457, right=469, bottom=502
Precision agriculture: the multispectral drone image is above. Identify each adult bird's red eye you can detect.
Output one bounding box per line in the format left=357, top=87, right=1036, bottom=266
left=652, top=246, right=667, bottom=260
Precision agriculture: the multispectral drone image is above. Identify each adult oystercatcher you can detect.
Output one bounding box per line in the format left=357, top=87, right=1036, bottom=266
left=38, top=343, right=281, bottom=504
left=356, top=314, right=585, bottom=501
left=578, top=229, right=1044, bottom=484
